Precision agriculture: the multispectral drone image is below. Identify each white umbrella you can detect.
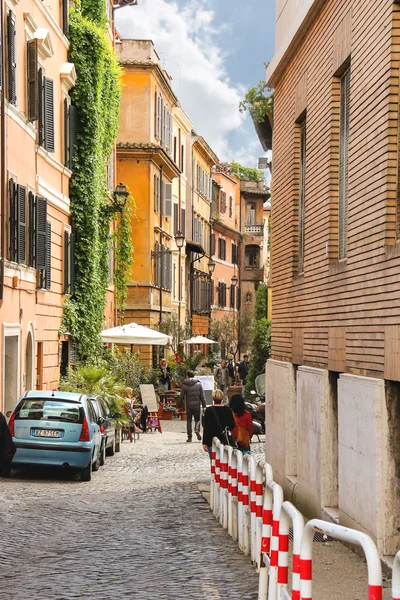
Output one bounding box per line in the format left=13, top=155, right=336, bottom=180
left=101, top=322, right=170, bottom=346
left=183, top=335, right=217, bottom=345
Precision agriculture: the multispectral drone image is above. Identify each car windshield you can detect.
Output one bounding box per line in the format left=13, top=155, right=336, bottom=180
left=15, top=400, right=83, bottom=423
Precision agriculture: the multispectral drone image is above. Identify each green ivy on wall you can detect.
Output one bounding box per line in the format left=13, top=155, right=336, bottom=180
left=60, top=0, right=130, bottom=360
left=114, top=194, right=134, bottom=324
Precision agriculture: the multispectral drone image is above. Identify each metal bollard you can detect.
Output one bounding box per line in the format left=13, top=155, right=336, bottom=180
left=249, top=455, right=258, bottom=564
left=258, top=474, right=283, bottom=600
left=255, top=460, right=267, bottom=571
left=219, top=444, right=229, bottom=528
left=242, top=454, right=251, bottom=555
left=299, top=520, right=382, bottom=600
left=393, top=551, right=400, bottom=600
left=277, top=501, right=304, bottom=600
left=230, top=449, right=239, bottom=541
left=237, top=450, right=244, bottom=551
left=210, top=437, right=217, bottom=513
left=213, top=438, right=222, bottom=518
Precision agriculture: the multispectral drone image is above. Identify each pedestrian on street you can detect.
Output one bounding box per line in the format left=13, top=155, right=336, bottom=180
left=229, top=394, right=253, bottom=455
left=158, top=358, right=171, bottom=393
left=202, top=389, right=235, bottom=458
left=214, top=359, right=230, bottom=403
left=177, top=370, right=206, bottom=443
left=226, top=354, right=235, bottom=386
left=0, top=411, right=15, bottom=477
left=237, top=355, right=250, bottom=387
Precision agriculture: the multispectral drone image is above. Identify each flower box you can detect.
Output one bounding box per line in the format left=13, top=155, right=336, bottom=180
left=162, top=410, right=173, bottom=420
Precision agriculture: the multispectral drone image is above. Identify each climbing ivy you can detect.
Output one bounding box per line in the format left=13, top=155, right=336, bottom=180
left=114, top=194, right=134, bottom=324
left=60, top=0, right=127, bottom=360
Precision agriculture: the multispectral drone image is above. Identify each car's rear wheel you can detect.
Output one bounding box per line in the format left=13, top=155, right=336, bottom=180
left=81, top=459, right=92, bottom=482
left=100, top=441, right=106, bottom=466
left=115, top=429, right=121, bottom=453
left=92, top=450, right=100, bottom=472
left=107, top=436, right=116, bottom=457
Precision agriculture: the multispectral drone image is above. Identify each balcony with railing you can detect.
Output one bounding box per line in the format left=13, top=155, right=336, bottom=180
left=244, top=223, right=263, bottom=235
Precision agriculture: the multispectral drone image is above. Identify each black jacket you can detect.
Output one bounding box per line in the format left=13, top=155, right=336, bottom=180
left=178, top=378, right=206, bottom=411
left=202, top=405, right=235, bottom=447
left=0, top=412, right=15, bottom=477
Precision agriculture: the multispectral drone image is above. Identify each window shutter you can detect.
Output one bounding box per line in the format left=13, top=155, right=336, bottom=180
left=70, top=232, right=75, bottom=296
left=154, top=175, right=158, bottom=212
left=28, top=192, right=35, bottom=267
left=211, top=233, right=215, bottom=256
left=17, top=185, right=26, bottom=264
left=173, top=203, right=179, bottom=235
left=339, top=68, right=350, bottom=260
left=164, top=183, right=172, bottom=217
left=9, top=178, right=17, bottom=261
left=229, top=195, right=233, bottom=218
left=69, top=104, right=78, bottom=170
left=181, top=207, right=186, bottom=236
left=35, top=196, right=47, bottom=270
left=156, top=244, right=162, bottom=287
left=27, top=39, right=38, bottom=121
left=169, top=113, right=173, bottom=153
left=222, top=283, right=226, bottom=307
left=45, top=221, right=51, bottom=290
left=7, top=11, right=16, bottom=105
left=236, top=287, right=240, bottom=310
left=44, top=77, right=55, bottom=152
left=0, top=18, right=3, bottom=91
left=38, top=68, right=44, bottom=146
left=62, top=0, right=69, bottom=35
left=230, top=284, right=235, bottom=308
left=63, top=230, right=69, bottom=293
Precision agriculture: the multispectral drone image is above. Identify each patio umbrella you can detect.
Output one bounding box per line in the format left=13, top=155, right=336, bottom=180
left=183, top=335, right=217, bottom=345
left=100, top=322, right=170, bottom=346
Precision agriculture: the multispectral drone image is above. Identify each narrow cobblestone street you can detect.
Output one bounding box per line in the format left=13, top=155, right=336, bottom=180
left=0, top=420, right=393, bottom=599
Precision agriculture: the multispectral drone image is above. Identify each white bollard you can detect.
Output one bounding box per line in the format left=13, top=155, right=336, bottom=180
left=277, top=501, right=304, bottom=600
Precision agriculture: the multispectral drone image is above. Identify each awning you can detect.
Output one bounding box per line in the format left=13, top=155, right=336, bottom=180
left=183, top=335, right=217, bottom=345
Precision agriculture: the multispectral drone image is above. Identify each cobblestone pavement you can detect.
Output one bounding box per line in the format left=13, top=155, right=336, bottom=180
left=0, top=419, right=263, bottom=600
left=0, top=419, right=393, bottom=599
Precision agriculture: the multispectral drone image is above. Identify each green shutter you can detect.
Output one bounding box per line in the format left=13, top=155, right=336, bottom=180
left=44, top=77, right=55, bottom=152
left=28, top=192, right=35, bottom=267
left=45, top=221, right=51, bottom=290
left=9, top=178, right=17, bottom=261
left=27, top=39, right=38, bottom=121
left=17, top=184, right=27, bottom=264
left=35, top=196, right=47, bottom=270
left=7, top=11, right=16, bottom=105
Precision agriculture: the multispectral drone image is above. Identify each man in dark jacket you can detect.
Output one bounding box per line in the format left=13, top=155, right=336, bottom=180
left=177, top=370, right=206, bottom=442
left=0, top=411, right=15, bottom=477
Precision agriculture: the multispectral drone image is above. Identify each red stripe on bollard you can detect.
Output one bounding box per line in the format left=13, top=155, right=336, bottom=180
left=251, top=501, right=256, bottom=513
left=231, top=469, right=237, bottom=478
left=278, top=534, right=289, bottom=552
left=238, top=490, right=242, bottom=502
left=272, top=519, right=279, bottom=537
left=232, top=487, right=238, bottom=497
left=277, top=566, right=288, bottom=584
left=292, top=591, right=300, bottom=600
left=256, top=505, right=263, bottom=518
left=256, top=482, right=263, bottom=495
left=211, top=466, right=215, bottom=474
left=263, top=508, right=273, bottom=525
left=368, top=586, right=382, bottom=600
left=293, top=554, right=301, bottom=574
left=300, top=559, right=312, bottom=580
left=261, top=536, right=271, bottom=553
left=242, top=493, right=249, bottom=505
left=270, top=549, right=278, bottom=567
left=250, top=480, right=256, bottom=492
left=242, top=475, right=249, bottom=486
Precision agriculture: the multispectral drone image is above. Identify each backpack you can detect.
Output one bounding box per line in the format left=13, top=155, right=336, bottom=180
left=234, top=415, right=250, bottom=450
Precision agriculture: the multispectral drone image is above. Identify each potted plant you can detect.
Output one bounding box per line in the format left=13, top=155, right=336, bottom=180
left=239, top=78, right=274, bottom=152
left=161, top=405, right=176, bottom=420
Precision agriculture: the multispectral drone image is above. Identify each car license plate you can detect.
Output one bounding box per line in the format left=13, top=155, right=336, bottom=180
left=31, top=429, right=63, bottom=438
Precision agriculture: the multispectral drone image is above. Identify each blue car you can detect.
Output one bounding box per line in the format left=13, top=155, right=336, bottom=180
left=9, top=390, right=102, bottom=481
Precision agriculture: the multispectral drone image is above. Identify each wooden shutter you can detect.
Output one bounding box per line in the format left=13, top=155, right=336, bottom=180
left=7, top=11, right=16, bottom=105
left=229, top=195, right=233, bottom=218
left=155, top=92, right=158, bottom=139
left=232, top=243, right=237, bottom=264
left=27, top=39, right=38, bottom=121
left=38, top=68, right=44, bottom=146
left=0, top=17, right=3, bottom=91
left=17, top=185, right=27, bottom=264
left=69, top=104, right=78, bottom=170
left=173, top=203, right=179, bottom=235
left=223, top=239, right=226, bottom=260
left=169, top=113, right=173, bottom=153
left=62, top=0, right=69, bottom=35
left=44, top=77, right=55, bottom=152
left=164, top=183, right=172, bottom=217
left=9, top=178, right=17, bottom=261
left=181, top=207, right=186, bottom=236
left=298, top=119, right=307, bottom=273
left=154, top=175, right=158, bottom=212
left=339, top=68, right=350, bottom=260
left=230, top=284, right=235, bottom=308
left=236, top=287, right=240, bottom=310
left=35, top=196, right=47, bottom=270
left=28, top=192, right=35, bottom=267
left=222, top=283, right=226, bottom=307
left=211, top=233, right=215, bottom=256
left=45, top=221, right=51, bottom=290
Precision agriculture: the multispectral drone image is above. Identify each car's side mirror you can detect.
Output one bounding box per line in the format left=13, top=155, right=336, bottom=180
left=97, top=416, right=105, bottom=426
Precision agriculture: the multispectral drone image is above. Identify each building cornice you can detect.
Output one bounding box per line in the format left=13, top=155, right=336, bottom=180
left=116, top=143, right=181, bottom=178
left=119, top=59, right=179, bottom=105
left=211, top=218, right=242, bottom=241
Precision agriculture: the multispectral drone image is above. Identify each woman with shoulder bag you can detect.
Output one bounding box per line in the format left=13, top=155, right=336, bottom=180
left=202, top=389, right=235, bottom=458
left=229, top=394, right=253, bottom=454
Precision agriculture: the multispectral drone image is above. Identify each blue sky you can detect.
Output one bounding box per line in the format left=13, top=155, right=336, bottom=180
left=116, top=0, right=276, bottom=167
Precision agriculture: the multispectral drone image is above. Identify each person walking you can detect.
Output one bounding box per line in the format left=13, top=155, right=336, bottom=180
left=214, top=359, right=230, bottom=403
left=229, top=394, right=253, bottom=454
left=0, top=411, right=15, bottom=477
left=226, top=354, right=235, bottom=386
left=158, top=358, right=171, bottom=393
left=177, top=370, right=206, bottom=442
left=237, top=355, right=250, bottom=387
left=202, top=389, right=235, bottom=458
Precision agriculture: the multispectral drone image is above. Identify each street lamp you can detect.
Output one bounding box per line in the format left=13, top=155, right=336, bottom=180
left=175, top=231, right=185, bottom=249
left=231, top=273, right=238, bottom=287
left=207, top=259, right=216, bottom=276
left=113, top=182, right=129, bottom=212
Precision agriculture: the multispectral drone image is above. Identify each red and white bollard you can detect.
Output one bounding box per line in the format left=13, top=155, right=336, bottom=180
left=277, top=501, right=304, bottom=600
left=248, top=455, right=258, bottom=564
left=393, top=550, right=400, bottom=600
left=258, top=472, right=283, bottom=600
left=236, top=450, right=244, bottom=551
left=212, top=438, right=222, bottom=519
left=299, top=520, right=382, bottom=600
left=241, top=454, right=251, bottom=556
left=229, top=449, right=239, bottom=541
left=219, top=444, right=229, bottom=529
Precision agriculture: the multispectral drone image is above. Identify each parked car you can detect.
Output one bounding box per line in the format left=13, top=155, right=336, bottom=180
left=89, top=396, right=121, bottom=465
left=8, top=390, right=102, bottom=482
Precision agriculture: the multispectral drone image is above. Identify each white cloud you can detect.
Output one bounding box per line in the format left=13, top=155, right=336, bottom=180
left=115, top=0, right=251, bottom=162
